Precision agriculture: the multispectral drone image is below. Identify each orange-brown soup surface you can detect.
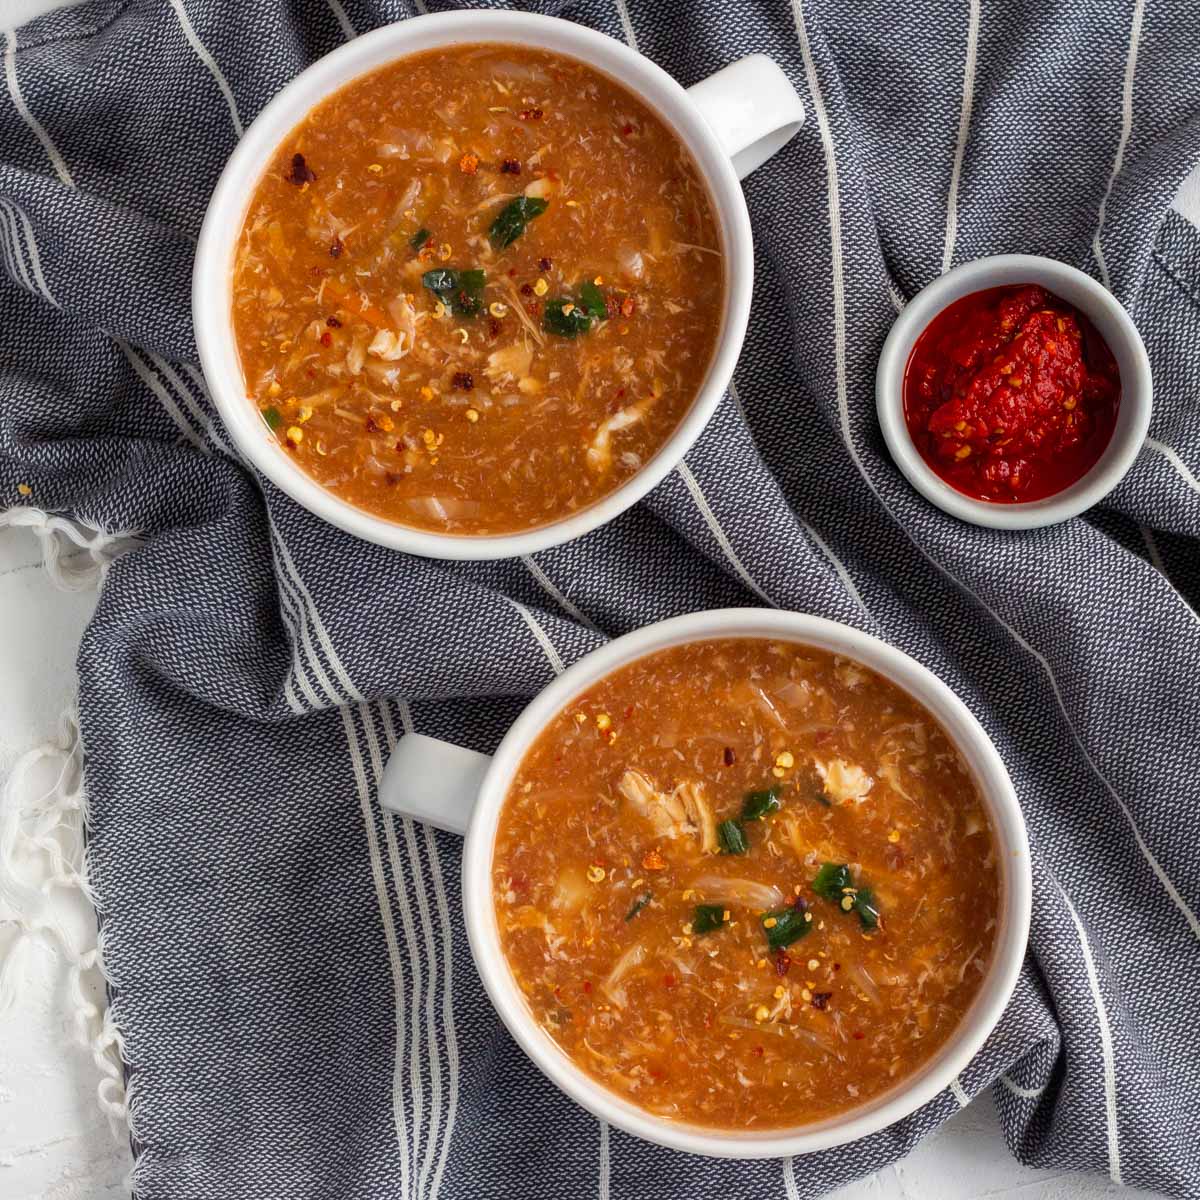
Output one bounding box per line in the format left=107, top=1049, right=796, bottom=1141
left=493, top=639, right=1000, bottom=1129
left=232, top=44, right=723, bottom=535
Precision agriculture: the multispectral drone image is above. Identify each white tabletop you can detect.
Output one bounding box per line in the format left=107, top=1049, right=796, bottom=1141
left=2, top=0, right=1195, bottom=1194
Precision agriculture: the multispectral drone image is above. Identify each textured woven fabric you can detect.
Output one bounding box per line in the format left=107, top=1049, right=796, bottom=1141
left=2, top=1, right=1200, bottom=1197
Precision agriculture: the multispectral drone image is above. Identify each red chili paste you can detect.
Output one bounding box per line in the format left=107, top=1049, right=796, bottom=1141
left=902, top=284, right=1120, bottom=502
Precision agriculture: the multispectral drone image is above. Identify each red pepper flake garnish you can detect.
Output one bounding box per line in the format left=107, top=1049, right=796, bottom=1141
left=774, top=950, right=792, bottom=976
left=605, top=294, right=622, bottom=320
left=518, top=107, right=544, bottom=121
left=619, top=295, right=637, bottom=318
left=641, top=847, right=667, bottom=872
left=320, top=331, right=332, bottom=346
left=525, top=300, right=542, bottom=318
left=623, top=704, right=634, bottom=718
left=853, top=1030, right=865, bottom=1040
left=752, top=1044, right=764, bottom=1058
left=581, top=980, right=593, bottom=994
left=365, top=416, right=379, bottom=433
left=287, top=153, right=316, bottom=185
left=791, top=894, right=808, bottom=913
left=458, top=152, right=480, bottom=175
left=811, top=992, right=832, bottom=1011
left=329, top=235, right=343, bottom=259
left=500, top=158, right=522, bottom=174
left=723, top=746, right=736, bottom=766
left=538, top=256, right=552, bottom=271
left=488, top=317, right=502, bottom=338
left=452, top=371, right=474, bottom=391
left=621, top=123, right=634, bottom=136
left=833, top=962, right=842, bottom=972
left=326, top=316, right=342, bottom=328
left=662, top=972, right=677, bottom=990
left=520, top=282, right=534, bottom=296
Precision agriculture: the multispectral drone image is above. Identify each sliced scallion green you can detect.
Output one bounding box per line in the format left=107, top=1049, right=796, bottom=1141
left=692, top=904, right=725, bottom=935
left=624, top=891, right=652, bottom=922
left=717, top=819, right=748, bottom=855
left=489, top=196, right=548, bottom=249
left=741, top=786, right=782, bottom=821
left=761, top=906, right=812, bottom=951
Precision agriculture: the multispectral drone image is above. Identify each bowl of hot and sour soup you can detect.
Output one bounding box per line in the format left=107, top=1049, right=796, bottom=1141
left=193, top=12, right=782, bottom=559
left=452, top=610, right=1031, bottom=1157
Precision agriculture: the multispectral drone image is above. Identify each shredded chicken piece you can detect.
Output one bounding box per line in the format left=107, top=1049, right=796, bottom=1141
left=586, top=397, right=654, bottom=473
left=485, top=342, right=532, bottom=383
left=618, top=768, right=718, bottom=853
left=814, top=757, right=874, bottom=805
left=367, top=328, right=411, bottom=361
left=835, top=657, right=869, bottom=689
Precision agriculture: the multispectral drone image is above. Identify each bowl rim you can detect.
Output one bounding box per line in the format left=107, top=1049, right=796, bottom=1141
left=876, top=254, right=1152, bottom=529
left=461, top=608, right=1033, bottom=1158
left=191, top=10, right=752, bottom=560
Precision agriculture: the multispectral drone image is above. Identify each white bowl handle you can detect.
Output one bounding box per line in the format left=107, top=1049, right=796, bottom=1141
left=686, top=54, right=805, bottom=180
left=378, top=732, right=490, bottom=836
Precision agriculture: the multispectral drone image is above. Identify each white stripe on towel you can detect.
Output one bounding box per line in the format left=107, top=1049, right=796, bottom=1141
left=509, top=598, right=566, bottom=676
left=676, top=461, right=776, bottom=606
left=522, top=556, right=603, bottom=635
left=3, top=29, right=75, bottom=187
left=941, top=0, right=980, bottom=273
left=166, top=0, right=244, bottom=138
left=949, top=1076, right=971, bottom=1107
left=1146, top=437, right=1200, bottom=498
left=1092, top=0, right=1145, bottom=289
left=999, top=1073, right=1047, bottom=1101
left=1057, top=883, right=1123, bottom=1185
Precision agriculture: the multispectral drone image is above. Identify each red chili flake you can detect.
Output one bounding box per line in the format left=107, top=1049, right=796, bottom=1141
left=774, top=950, right=792, bottom=976
left=623, top=704, right=634, bottom=718
left=525, top=301, right=542, bottom=318
left=605, top=294, right=622, bottom=320
left=581, top=980, right=593, bottom=995
left=662, top=972, right=677, bottom=990
left=518, top=108, right=544, bottom=121
left=791, top=894, right=808, bottom=912
left=507, top=267, right=517, bottom=277
left=329, top=235, right=343, bottom=258
left=616, top=388, right=625, bottom=398
left=752, top=1044, right=764, bottom=1058
left=500, top=158, right=522, bottom=174
left=619, top=295, right=637, bottom=318
left=365, top=416, right=379, bottom=433
left=538, top=256, right=552, bottom=271
left=385, top=472, right=399, bottom=486
left=488, top=317, right=502, bottom=338
left=458, top=152, right=480, bottom=175
left=723, top=746, right=736, bottom=766
left=394, top=440, right=405, bottom=453
left=853, top=1030, right=865, bottom=1040
left=287, top=153, right=316, bottom=185
left=452, top=371, right=474, bottom=391
left=326, top=316, right=342, bottom=328
left=621, top=123, right=634, bottom=136
left=811, top=992, right=832, bottom=1011
left=833, top=962, right=842, bottom=972
left=320, top=331, right=332, bottom=347
left=519, top=282, right=534, bottom=296
left=305, top=367, right=316, bottom=378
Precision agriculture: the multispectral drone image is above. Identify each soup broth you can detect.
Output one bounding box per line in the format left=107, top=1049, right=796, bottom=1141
left=232, top=45, right=723, bottom=535
left=493, top=639, right=999, bottom=1129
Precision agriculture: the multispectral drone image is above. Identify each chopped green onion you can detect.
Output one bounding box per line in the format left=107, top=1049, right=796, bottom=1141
left=812, top=863, right=882, bottom=930
left=854, top=886, right=880, bottom=931
left=261, top=405, right=282, bottom=431
left=717, top=819, right=748, bottom=855
left=409, top=226, right=431, bottom=250
left=578, top=279, right=607, bottom=319
left=811, top=862, right=852, bottom=902
left=761, top=906, right=811, bottom=951
left=692, top=904, right=725, bottom=935
left=422, top=267, right=486, bottom=317
left=489, top=196, right=548, bottom=249
left=741, top=786, right=782, bottom=821
left=624, top=891, right=652, bottom=922
left=543, top=297, right=593, bottom=338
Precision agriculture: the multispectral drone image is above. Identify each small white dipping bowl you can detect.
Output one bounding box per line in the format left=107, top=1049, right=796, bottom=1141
left=876, top=255, right=1152, bottom=529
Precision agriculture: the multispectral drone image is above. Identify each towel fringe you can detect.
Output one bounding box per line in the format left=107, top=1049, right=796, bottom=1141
left=0, top=707, right=135, bottom=1145
left=0, top=505, right=141, bottom=591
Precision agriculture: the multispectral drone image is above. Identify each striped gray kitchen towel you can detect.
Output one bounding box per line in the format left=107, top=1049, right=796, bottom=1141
left=2, top=0, right=1199, bottom=1197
